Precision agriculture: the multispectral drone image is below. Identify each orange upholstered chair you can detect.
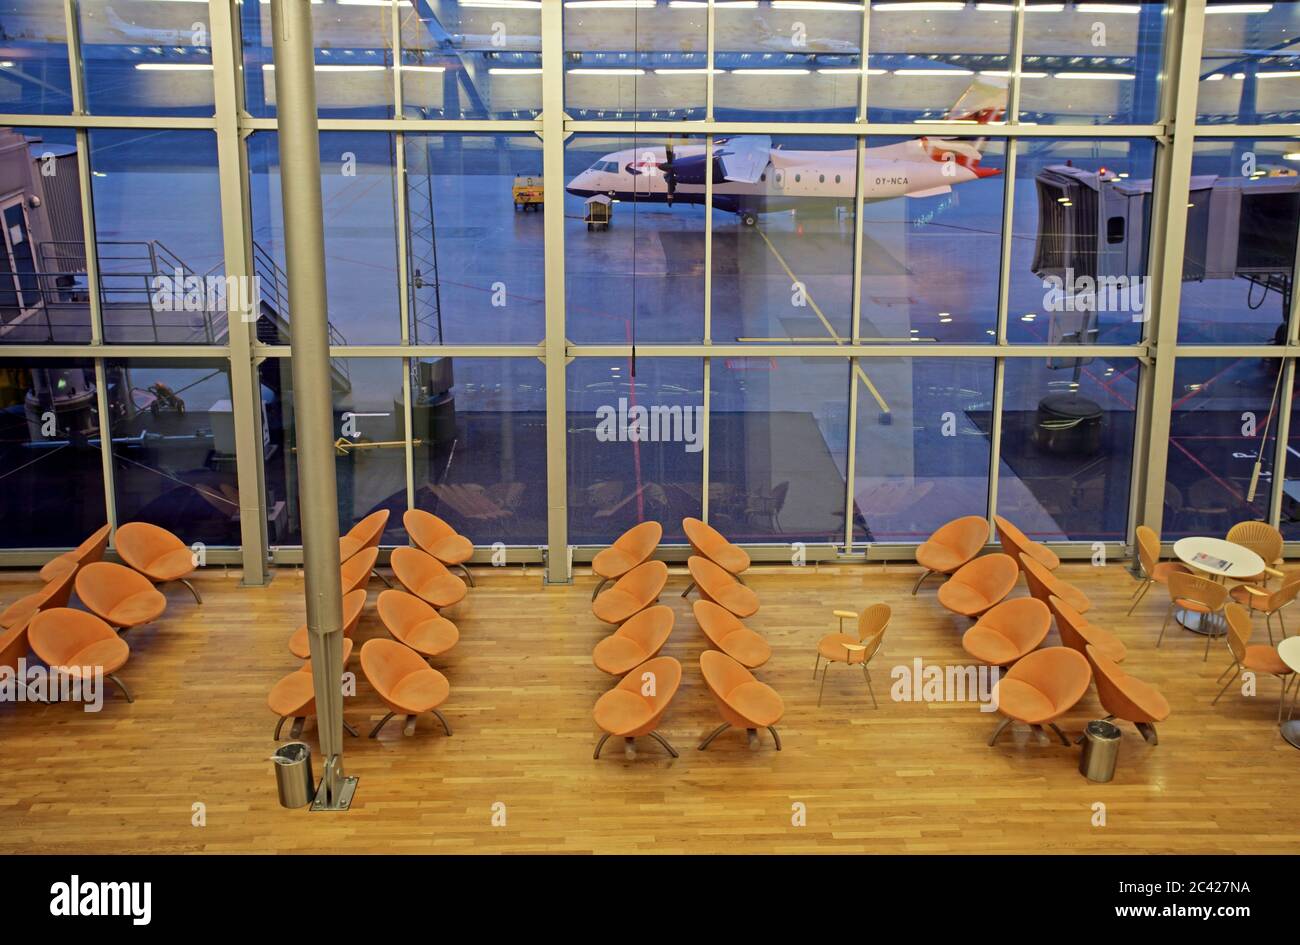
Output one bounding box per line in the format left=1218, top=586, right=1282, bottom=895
left=1047, top=594, right=1127, bottom=663
left=39, top=523, right=111, bottom=583
left=961, top=597, right=1050, bottom=667
left=376, top=589, right=459, bottom=660
left=682, top=517, right=750, bottom=578
left=699, top=649, right=784, bottom=751
left=288, top=589, right=368, bottom=659
left=339, top=508, right=390, bottom=570
left=1019, top=553, right=1090, bottom=614
left=1212, top=602, right=1294, bottom=723
left=694, top=598, right=770, bottom=669
left=1159, top=570, right=1228, bottom=660
left=913, top=515, right=988, bottom=594
left=685, top=555, right=759, bottom=618
left=360, top=637, right=453, bottom=738
left=390, top=546, right=467, bottom=609
left=74, top=562, right=166, bottom=631
left=592, top=559, right=668, bottom=624
left=267, top=638, right=358, bottom=740
left=1225, top=520, right=1285, bottom=586
left=995, top=515, right=1060, bottom=572
left=937, top=553, right=1018, bottom=618
left=115, top=522, right=201, bottom=604
left=29, top=608, right=133, bottom=703
left=593, top=604, right=674, bottom=675
left=340, top=546, right=381, bottom=596
left=1127, top=525, right=1192, bottom=615
left=0, top=562, right=77, bottom=633
left=1229, top=569, right=1300, bottom=645
left=988, top=646, right=1092, bottom=746
left=591, top=521, right=662, bottom=600
left=816, top=602, right=889, bottom=707
left=592, top=655, right=682, bottom=758
left=1085, top=644, right=1170, bottom=744
left=0, top=621, right=31, bottom=675
left=403, top=509, right=474, bottom=585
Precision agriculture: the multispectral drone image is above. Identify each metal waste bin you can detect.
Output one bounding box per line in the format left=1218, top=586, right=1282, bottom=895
left=1078, top=720, right=1121, bottom=782
left=272, top=742, right=315, bottom=808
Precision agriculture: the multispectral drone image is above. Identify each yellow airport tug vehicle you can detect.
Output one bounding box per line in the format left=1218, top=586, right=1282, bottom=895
left=512, top=175, right=543, bottom=212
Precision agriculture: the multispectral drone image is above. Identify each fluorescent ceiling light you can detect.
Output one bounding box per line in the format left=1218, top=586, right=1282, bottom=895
left=489, top=67, right=543, bottom=74
left=1205, top=73, right=1225, bottom=80
left=713, top=0, right=760, bottom=5
left=403, top=65, right=447, bottom=72
left=460, top=1, right=542, bottom=7
left=980, top=69, right=1049, bottom=78
left=730, top=68, right=813, bottom=75
left=872, top=2, right=964, bottom=9
left=771, top=1, right=864, bottom=10
left=1205, top=3, right=1273, bottom=12
left=337, top=0, right=412, bottom=6
left=1283, top=152, right=1300, bottom=161
left=894, top=67, right=975, bottom=76
left=262, top=64, right=387, bottom=72
left=568, top=68, right=647, bottom=75
left=1257, top=70, right=1300, bottom=78
left=668, top=0, right=711, bottom=6
left=1076, top=3, right=1140, bottom=11
left=134, top=62, right=213, bottom=71
left=564, top=0, right=656, bottom=7
left=1055, top=71, right=1135, bottom=79
left=976, top=1, right=1065, bottom=8
left=0, top=61, right=12, bottom=68
left=653, top=67, right=717, bottom=74
left=817, top=67, right=889, bottom=74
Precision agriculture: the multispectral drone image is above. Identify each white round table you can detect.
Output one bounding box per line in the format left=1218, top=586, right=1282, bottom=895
left=1171, top=537, right=1265, bottom=634
left=1278, top=637, right=1300, bottom=750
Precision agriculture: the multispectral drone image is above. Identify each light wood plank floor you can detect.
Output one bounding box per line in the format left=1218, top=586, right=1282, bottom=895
left=1, top=560, right=1297, bottom=854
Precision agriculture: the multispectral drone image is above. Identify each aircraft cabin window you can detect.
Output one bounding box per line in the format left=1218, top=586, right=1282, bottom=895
left=819, top=175, right=825, bottom=184
left=835, top=175, right=841, bottom=184
left=795, top=174, right=801, bottom=183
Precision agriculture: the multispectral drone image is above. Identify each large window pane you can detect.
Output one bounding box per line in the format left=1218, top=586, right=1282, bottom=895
left=241, top=0, right=394, bottom=119
left=1008, top=138, right=1157, bottom=345
left=1019, top=1, right=1165, bottom=125
left=78, top=0, right=214, bottom=116
left=713, top=2, right=863, bottom=122
left=568, top=358, right=703, bottom=546
left=261, top=357, right=408, bottom=548
left=401, top=1, right=541, bottom=119
left=858, top=135, right=1006, bottom=344
left=249, top=131, right=401, bottom=346
left=563, top=2, right=706, bottom=121
left=405, top=134, right=544, bottom=344
left=1199, top=0, right=1300, bottom=124
left=996, top=355, right=1137, bottom=542
left=852, top=356, right=994, bottom=544
left=1178, top=138, right=1300, bottom=345
left=107, top=358, right=238, bottom=547
left=710, top=358, right=849, bottom=545
left=0, top=1, right=74, bottom=114
left=0, top=127, right=87, bottom=345
left=565, top=134, right=705, bottom=343
left=89, top=130, right=224, bottom=345
left=1165, top=356, right=1278, bottom=539
left=411, top=357, right=546, bottom=546
left=0, top=359, right=106, bottom=548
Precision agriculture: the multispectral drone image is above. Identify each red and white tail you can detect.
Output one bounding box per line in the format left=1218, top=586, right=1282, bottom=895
left=920, top=76, right=1007, bottom=178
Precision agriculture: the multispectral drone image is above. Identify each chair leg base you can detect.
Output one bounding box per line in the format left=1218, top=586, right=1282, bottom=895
left=1047, top=722, right=1070, bottom=747
left=368, top=711, right=396, bottom=739
left=107, top=673, right=133, bottom=704
left=178, top=579, right=202, bottom=605
left=591, top=576, right=609, bottom=601
left=455, top=564, right=475, bottom=587
left=1136, top=721, right=1159, bottom=745
left=987, top=717, right=1013, bottom=746
left=431, top=708, right=452, bottom=736
left=594, top=731, right=678, bottom=759
left=698, top=722, right=730, bottom=750
left=374, top=568, right=394, bottom=590
left=911, top=568, right=934, bottom=595
left=680, top=580, right=697, bottom=599
left=647, top=730, right=679, bottom=758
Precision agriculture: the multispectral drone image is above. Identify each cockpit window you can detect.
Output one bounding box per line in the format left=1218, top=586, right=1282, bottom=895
left=590, top=160, right=619, bottom=173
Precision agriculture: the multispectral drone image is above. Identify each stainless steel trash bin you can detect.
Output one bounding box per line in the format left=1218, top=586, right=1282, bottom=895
left=272, top=742, right=315, bottom=808
left=1078, top=720, right=1121, bottom=782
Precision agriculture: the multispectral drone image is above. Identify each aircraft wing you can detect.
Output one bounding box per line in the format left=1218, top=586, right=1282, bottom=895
left=715, top=135, right=772, bottom=184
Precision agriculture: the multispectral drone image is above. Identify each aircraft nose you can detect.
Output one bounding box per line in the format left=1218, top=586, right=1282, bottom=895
left=566, top=171, right=591, bottom=196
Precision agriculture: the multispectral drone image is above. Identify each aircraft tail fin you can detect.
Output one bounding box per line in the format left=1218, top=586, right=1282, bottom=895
left=919, top=75, right=1008, bottom=177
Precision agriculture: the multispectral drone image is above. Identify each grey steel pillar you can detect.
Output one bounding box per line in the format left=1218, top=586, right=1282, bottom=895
left=270, top=0, right=355, bottom=810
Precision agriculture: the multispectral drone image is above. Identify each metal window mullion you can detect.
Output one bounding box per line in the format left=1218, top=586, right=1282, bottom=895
left=1268, top=358, right=1295, bottom=528
left=986, top=357, right=1006, bottom=540
left=62, top=0, right=85, bottom=115
left=1008, top=1, right=1026, bottom=123
left=844, top=356, right=859, bottom=553
left=701, top=356, right=711, bottom=523
left=391, top=0, right=403, bottom=119
left=706, top=0, right=715, bottom=122
left=393, top=129, right=416, bottom=514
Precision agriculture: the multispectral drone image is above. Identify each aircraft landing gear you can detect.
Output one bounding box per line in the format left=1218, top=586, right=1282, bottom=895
left=741, top=212, right=758, bottom=227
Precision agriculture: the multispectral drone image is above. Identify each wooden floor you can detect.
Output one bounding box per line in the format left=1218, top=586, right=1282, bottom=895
left=1, top=559, right=1297, bottom=855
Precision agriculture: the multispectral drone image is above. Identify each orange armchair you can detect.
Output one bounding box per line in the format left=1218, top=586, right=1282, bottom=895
left=1212, top=602, right=1294, bottom=723
left=937, top=553, right=1018, bottom=618
left=594, top=604, right=674, bottom=675
left=340, top=546, right=381, bottom=596
left=339, top=509, right=391, bottom=587
left=288, top=588, right=368, bottom=659
left=1047, top=594, right=1127, bottom=663
left=1127, top=525, right=1191, bottom=615
left=29, top=608, right=133, bottom=703
left=592, top=655, right=682, bottom=758
left=39, top=523, right=111, bottom=583
left=816, top=602, right=889, bottom=707
left=115, top=522, right=201, bottom=604
left=0, top=562, right=77, bottom=633
left=1019, top=553, right=1090, bottom=614
left=1225, top=520, right=1285, bottom=586
left=389, top=547, right=466, bottom=608
left=694, top=598, right=771, bottom=669
left=995, top=515, right=1060, bottom=572
left=0, top=621, right=31, bottom=675
left=698, top=649, right=784, bottom=751
left=685, top=555, right=759, bottom=618
left=376, top=589, right=459, bottom=660
left=1085, top=644, right=1170, bottom=744
left=988, top=646, right=1092, bottom=746
left=961, top=597, right=1049, bottom=667
left=682, top=517, right=750, bottom=579
left=914, top=515, right=988, bottom=595
left=403, top=509, right=475, bottom=586
left=1159, top=570, right=1228, bottom=660
left=593, top=560, right=668, bottom=624
left=74, top=562, right=166, bottom=632
left=268, top=638, right=358, bottom=740
left=1229, top=569, right=1300, bottom=645
left=360, top=638, right=453, bottom=738
left=591, top=521, right=662, bottom=600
